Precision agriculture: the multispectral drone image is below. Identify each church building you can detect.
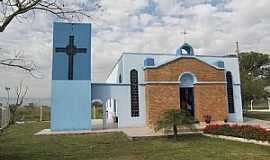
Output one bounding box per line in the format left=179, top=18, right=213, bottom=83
left=51, top=22, right=243, bottom=131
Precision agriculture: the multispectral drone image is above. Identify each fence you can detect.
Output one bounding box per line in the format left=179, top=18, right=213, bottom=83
left=0, top=106, right=10, bottom=130
left=248, top=99, right=270, bottom=112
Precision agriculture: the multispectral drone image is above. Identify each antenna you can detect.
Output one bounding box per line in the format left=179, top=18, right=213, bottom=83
left=181, top=29, right=188, bottom=43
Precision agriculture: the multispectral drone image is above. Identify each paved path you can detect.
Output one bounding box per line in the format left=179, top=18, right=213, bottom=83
left=35, top=119, right=270, bottom=137
left=35, top=127, right=201, bottom=138
left=243, top=117, right=270, bottom=129
left=35, top=123, right=203, bottom=138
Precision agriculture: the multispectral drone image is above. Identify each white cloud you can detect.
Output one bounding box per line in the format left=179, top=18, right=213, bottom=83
left=0, top=0, right=270, bottom=100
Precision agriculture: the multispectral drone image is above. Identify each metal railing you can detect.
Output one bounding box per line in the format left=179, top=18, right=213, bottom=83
left=248, top=99, right=270, bottom=112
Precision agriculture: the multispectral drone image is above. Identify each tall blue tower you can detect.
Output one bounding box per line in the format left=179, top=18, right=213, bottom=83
left=51, top=22, right=91, bottom=131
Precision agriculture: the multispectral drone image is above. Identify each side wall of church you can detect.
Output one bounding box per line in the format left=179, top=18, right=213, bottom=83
left=144, top=57, right=228, bottom=127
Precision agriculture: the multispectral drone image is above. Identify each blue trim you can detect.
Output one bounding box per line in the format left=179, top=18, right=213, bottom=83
left=144, top=58, right=155, bottom=66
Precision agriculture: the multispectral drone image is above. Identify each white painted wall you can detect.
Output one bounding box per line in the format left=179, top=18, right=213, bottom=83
left=106, top=56, right=123, bottom=83
left=106, top=98, right=117, bottom=123
left=91, top=84, right=146, bottom=128
left=197, top=56, right=243, bottom=122
left=228, top=85, right=244, bottom=122
left=106, top=63, right=119, bottom=83
left=121, top=53, right=175, bottom=84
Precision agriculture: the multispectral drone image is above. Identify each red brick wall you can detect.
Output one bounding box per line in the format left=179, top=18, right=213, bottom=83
left=194, top=84, right=228, bottom=122
left=144, top=57, right=228, bottom=127
left=145, top=84, right=179, bottom=127
left=144, top=57, right=225, bottom=82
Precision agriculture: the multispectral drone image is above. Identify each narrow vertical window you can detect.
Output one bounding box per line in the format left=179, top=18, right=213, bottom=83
left=226, top=72, right=235, bottom=113
left=119, top=74, right=122, bottom=83
left=130, top=69, right=139, bottom=117
left=113, top=99, right=117, bottom=113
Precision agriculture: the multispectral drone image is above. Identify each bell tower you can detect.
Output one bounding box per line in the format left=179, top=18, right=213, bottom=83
left=51, top=22, right=91, bottom=131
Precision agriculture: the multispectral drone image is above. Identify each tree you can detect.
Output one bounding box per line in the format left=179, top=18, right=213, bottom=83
left=0, top=49, right=37, bottom=75
left=9, top=80, right=28, bottom=124
left=0, top=0, right=100, bottom=32
left=240, top=52, right=270, bottom=108
left=0, top=0, right=100, bottom=73
left=155, top=109, right=194, bottom=139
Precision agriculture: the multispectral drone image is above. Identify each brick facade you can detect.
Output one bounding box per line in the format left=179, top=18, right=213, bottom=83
left=144, top=57, right=228, bottom=127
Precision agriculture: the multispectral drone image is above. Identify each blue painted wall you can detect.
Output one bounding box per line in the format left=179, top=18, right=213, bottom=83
left=51, top=81, right=91, bottom=131
left=51, top=22, right=92, bottom=131
left=52, top=22, right=91, bottom=80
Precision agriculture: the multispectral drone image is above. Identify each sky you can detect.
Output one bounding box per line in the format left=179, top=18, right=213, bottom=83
left=0, top=0, right=270, bottom=99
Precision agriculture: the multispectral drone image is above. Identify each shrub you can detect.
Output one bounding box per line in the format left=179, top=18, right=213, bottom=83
left=155, top=109, right=194, bottom=139
left=203, top=124, right=270, bottom=142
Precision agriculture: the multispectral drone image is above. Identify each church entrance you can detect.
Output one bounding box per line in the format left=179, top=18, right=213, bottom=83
left=180, top=88, right=194, bottom=116
left=179, top=73, right=196, bottom=117
left=91, top=98, right=118, bottom=130
left=91, top=100, right=104, bottom=130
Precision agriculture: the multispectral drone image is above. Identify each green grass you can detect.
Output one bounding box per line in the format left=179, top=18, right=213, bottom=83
left=16, top=107, right=50, bottom=122
left=0, top=122, right=270, bottom=160
left=244, top=111, right=270, bottom=121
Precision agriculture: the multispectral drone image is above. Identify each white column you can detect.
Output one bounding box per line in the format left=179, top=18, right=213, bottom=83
left=39, top=106, right=43, bottom=122
left=250, top=100, right=253, bottom=111
left=267, top=99, right=270, bottom=111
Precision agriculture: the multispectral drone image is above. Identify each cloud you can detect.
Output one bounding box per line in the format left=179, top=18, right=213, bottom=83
left=0, top=0, right=270, bottom=99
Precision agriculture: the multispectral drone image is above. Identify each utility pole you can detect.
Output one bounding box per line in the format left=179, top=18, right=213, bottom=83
left=236, top=41, right=240, bottom=57
left=39, top=99, right=43, bottom=122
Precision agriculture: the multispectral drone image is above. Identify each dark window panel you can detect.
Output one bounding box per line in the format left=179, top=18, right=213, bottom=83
left=226, top=72, right=235, bottom=113
left=130, top=69, right=139, bottom=117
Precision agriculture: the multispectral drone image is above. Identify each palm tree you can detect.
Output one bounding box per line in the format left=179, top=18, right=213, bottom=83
left=155, top=109, right=193, bottom=139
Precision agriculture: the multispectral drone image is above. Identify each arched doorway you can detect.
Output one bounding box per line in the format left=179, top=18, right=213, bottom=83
left=91, top=99, right=104, bottom=130
left=179, top=73, right=196, bottom=116
left=91, top=98, right=119, bottom=130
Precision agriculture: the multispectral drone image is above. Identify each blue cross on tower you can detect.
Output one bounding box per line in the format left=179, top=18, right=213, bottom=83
left=55, top=36, right=87, bottom=80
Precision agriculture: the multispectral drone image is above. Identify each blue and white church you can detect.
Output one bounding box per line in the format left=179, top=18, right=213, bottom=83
left=51, top=22, right=243, bottom=131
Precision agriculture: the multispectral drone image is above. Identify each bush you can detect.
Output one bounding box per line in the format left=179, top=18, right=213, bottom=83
left=203, top=124, right=270, bottom=142
left=155, top=109, right=194, bottom=139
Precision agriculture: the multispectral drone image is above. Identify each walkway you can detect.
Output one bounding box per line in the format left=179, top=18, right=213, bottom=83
left=35, top=119, right=270, bottom=137
left=35, top=123, right=203, bottom=138
left=243, top=117, right=270, bottom=130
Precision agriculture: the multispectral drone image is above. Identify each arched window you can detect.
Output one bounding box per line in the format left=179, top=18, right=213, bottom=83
left=176, top=43, right=194, bottom=56
left=130, top=69, right=139, bottom=117
left=179, top=73, right=195, bottom=88
left=226, top=72, right=235, bottom=113
left=119, top=74, right=122, bottom=83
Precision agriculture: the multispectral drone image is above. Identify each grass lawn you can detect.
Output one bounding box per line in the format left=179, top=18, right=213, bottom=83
left=16, top=107, right=50, bottom=122
left=0, top=122, right=270, bottom=160
left=244, top=111, right=270, bottom=121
